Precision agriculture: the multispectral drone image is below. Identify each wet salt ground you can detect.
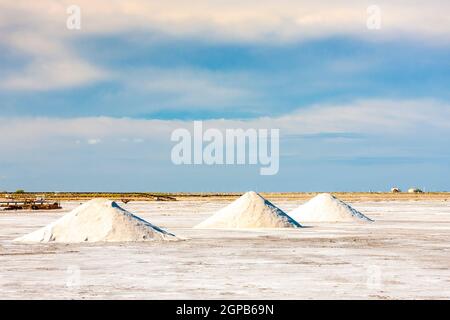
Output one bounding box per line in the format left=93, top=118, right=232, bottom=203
left=0, top=200, right=450, bottom=299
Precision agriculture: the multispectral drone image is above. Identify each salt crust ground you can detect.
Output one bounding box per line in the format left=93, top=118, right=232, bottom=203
left=1, top=200, right=450, bottom=299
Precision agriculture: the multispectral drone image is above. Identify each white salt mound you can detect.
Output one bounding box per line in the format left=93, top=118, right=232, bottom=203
left=195, top=191, right=301, bottom=229
left=14, top=199, right=178, bottom=243
left=289, top=193, right=373, bottom=223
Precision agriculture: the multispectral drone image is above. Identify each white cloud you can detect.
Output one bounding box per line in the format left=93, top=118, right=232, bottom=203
left=0, top=99, right=448, bottom=151
left=270, top=99, right=450, bottom=135
left=0, top=116, right=177, bottom=151
left=2, top=0, right=450, bottom=43
left=87, top=138, right=101, bottom=145
left=0, top=31, right=107, bottom=90
left=1, top=0, right=449, bottom=91
left=2, top=58, right=106, bottom=91
left=124, top=68, right=255, bottom=109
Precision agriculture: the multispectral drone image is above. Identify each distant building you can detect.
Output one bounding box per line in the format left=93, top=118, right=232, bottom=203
left=391, top=187, right=401, bottom=193
left=408, top=188, right=423, bottom=193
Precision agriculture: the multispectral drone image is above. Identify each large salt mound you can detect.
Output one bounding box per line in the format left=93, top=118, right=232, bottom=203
left=14, top=199, right=178, bottom=243
left=289, top=193, right=373, bottom=223
left=195, top=191, right=301, bottom=229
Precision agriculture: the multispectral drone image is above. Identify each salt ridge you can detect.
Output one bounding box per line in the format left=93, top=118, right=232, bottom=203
left=14, top=199, right=178, bottom=243
left=289, top=193, right=373, bottom=223
left=195, top=191, right=301, bottom=229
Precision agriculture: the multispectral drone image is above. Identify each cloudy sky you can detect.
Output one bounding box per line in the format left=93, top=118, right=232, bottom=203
left=0, top=0, right=449, bottom=192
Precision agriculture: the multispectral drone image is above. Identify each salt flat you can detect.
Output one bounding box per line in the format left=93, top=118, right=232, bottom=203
left=1, top=200, right=449, bottom=299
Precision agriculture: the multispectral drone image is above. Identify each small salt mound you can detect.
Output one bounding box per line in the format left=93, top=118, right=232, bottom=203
left=289, top=193, right=373, bottom=223
left=14, top=199, right=178, bottom=243
left=195, top=191, right=301, bottom=229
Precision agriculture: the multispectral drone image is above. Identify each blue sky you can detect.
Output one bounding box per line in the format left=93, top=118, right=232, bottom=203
left=0, top=0, right=449, bottom=192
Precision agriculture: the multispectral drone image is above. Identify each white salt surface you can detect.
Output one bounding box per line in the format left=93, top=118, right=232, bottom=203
left=1, top=199, right=450, bottom=299
left=14, top=199, right=177, bottom=243
left=290, top=193, right=373, bottom=223
left=195, top=191, right=301, bottom=229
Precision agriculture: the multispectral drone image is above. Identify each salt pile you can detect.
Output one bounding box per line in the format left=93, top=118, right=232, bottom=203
left=289, top=193, right=373, bottom=223
left=195, top=191, right=301, bottom=229
left=14, top=199, right=178, bottom=243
